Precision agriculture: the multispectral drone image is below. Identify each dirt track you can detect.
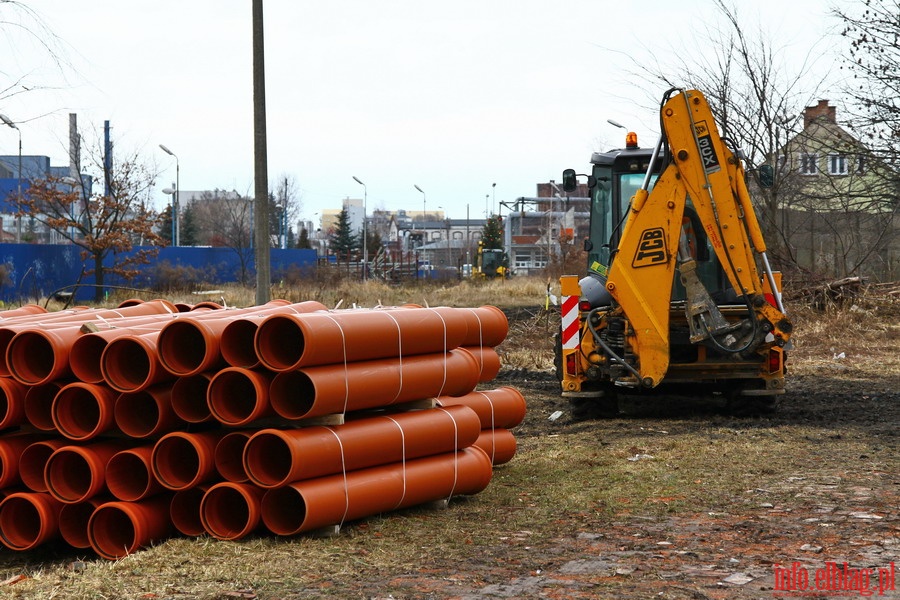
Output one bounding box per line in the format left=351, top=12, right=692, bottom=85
left=453, top=368, right=899, bottom=599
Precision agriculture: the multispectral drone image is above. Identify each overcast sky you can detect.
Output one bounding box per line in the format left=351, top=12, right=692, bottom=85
left=3, top=1, right=840, bottom=221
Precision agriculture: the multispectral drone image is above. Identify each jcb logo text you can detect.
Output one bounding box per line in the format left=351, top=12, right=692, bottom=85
left=632, top=228, right=667, bottom=268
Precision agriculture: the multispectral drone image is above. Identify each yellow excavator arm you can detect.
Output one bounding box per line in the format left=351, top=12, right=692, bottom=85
left=605, top=89, right=792, bottom=387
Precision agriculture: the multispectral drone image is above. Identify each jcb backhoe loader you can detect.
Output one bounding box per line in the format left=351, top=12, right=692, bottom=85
left=556, top=88, right=792, bottom=415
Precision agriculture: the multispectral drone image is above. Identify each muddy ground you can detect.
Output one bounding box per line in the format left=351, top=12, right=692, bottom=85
left=457, top=367, right=900, bottom=600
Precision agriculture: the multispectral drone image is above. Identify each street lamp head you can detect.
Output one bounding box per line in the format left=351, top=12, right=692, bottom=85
left=352, top=176, right=365, bottom=186
left=606, top=119, right=627, bottom=130
left=0, top=114, right=17, bottom=130
left=414, top=184, right=424, bottom=194
left=159, top=144, right=176, bottom=157
left=162, top=188, right=175, bottom=195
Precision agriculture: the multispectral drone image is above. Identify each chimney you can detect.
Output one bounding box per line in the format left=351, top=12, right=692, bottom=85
left=803, top=100, right=836, bottom=128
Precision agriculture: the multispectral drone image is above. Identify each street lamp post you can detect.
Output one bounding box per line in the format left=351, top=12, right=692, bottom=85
left=414, top=184, right=425, bottom=248
left=159, top=144, right=179, bottom=246
left=1, top=114, right=22, bottom=243
left=352, top=176, right=367, bottom=281
left=492, top=182, right=496, bottom=216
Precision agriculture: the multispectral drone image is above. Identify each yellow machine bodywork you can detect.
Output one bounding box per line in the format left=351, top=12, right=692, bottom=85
left=560, top=89, right=792, bottom=406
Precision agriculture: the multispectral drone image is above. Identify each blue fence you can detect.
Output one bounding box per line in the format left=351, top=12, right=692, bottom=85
left=0, top=244, right=318, bottom=303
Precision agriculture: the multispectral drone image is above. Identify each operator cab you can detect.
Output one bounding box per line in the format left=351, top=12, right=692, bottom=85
left=563, top=133, right=735, bottom=308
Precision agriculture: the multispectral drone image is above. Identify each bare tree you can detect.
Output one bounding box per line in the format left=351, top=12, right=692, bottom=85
left=271, top=174, right=303, bottom=248
left=1, top=1, right=76, bottom=106
left=621, top=1, right=850, bottom=273
left=837, top=0, right=900, bottom=165
left=192, top=190, right=254, bottom=285
left=832, top=0, right=900, bottom=280
left=10, top=141, right=164, bottom=301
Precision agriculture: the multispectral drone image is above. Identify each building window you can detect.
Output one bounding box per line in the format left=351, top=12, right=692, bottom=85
left=514, top=252, right=531, bottom=269
left=828, top=154, right=848, bottom=176
left=776, top=154, right=788, bottom=173
left=799, top=153, right=818, bottom=175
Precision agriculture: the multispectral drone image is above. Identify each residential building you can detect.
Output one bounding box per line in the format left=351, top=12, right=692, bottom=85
left=775, top=100, right=897, bottom=280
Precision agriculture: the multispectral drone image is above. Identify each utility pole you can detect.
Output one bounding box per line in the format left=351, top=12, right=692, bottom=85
left=253, top=0, right=270, bottom=304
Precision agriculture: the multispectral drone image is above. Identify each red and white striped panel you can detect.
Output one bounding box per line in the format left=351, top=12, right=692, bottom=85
left=560, top=295, right=580, bottom=350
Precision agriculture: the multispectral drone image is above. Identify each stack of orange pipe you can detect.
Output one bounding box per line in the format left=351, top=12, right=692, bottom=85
left=0, top=300, right=524, bottom=559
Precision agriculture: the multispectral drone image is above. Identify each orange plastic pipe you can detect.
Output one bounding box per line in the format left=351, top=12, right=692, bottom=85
left=114, top=384, right=183, bottom=439
left=461, top=345, right=501, bottom=382
left=0, top=432, right=46, bottom=489
left=200, top=481, right=265, bottom=541
left=0, top=491, right=64, bottom=550
left=220, top=315, right=268, bottom=369
left=473, top=428, right=518, bottom=465
left=158, top=300, right=327, bottom=377
left=191, top=301, right=223, bottom=311
left=214, top=430, right=253, bottom=483
left=254, top=306, right=469, bottom=371
left=170, top=373, right=214, bottom=423
left=244, top=404, right=481, bottom=488
left=6, top=324, right=84, bottom=385
left=67, top=305, right=248, bottom=374
left=0, top=308, right=96, bottom=377
left=101, top=331, right=170, bottom=393
left=437, top=387, right=527, bottom=430
left=23, top=381, right=66, bottom=432
left=207, top=367, right=274, bottom=426
left=0, top=376, right=27, bottom=429
left=79, top=312, right=182, bottom=331
left=151, top=430, right=228, bottom=491
left=218, top=301, right=329, bottom=369
left=268, top=349, right=480, bottom=421
left=116, top=298, right=144, bottom=307
left=18, top=438, right=68, bottom=492
left=69, top=323, right=171, bottom=384
left=58, top=496, right=109, bottom=549
left=88, top=494, right=173, bottom=560
left=105, top=445, right=165, bottom=501
left=45, top=440, right=132, bottom=504
left=261, top=446, right=493, bottom=535
left=51, top=381, right=118, bottom=441
left=459, top=305, right=509, bottom=347
left=2, top=300, right=178, bottom=384
left=169, top=483, right=213, bottom=537
left=0, top=304, right=46, bottom=319
left=156, top=316, right=233, bottom=377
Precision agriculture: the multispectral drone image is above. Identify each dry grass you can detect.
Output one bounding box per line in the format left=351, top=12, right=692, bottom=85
left=1, top=280, right=897, bottom=599
left=785, top=294, right=900, bottom=375
left=95, top=275, right=554, bottom=312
